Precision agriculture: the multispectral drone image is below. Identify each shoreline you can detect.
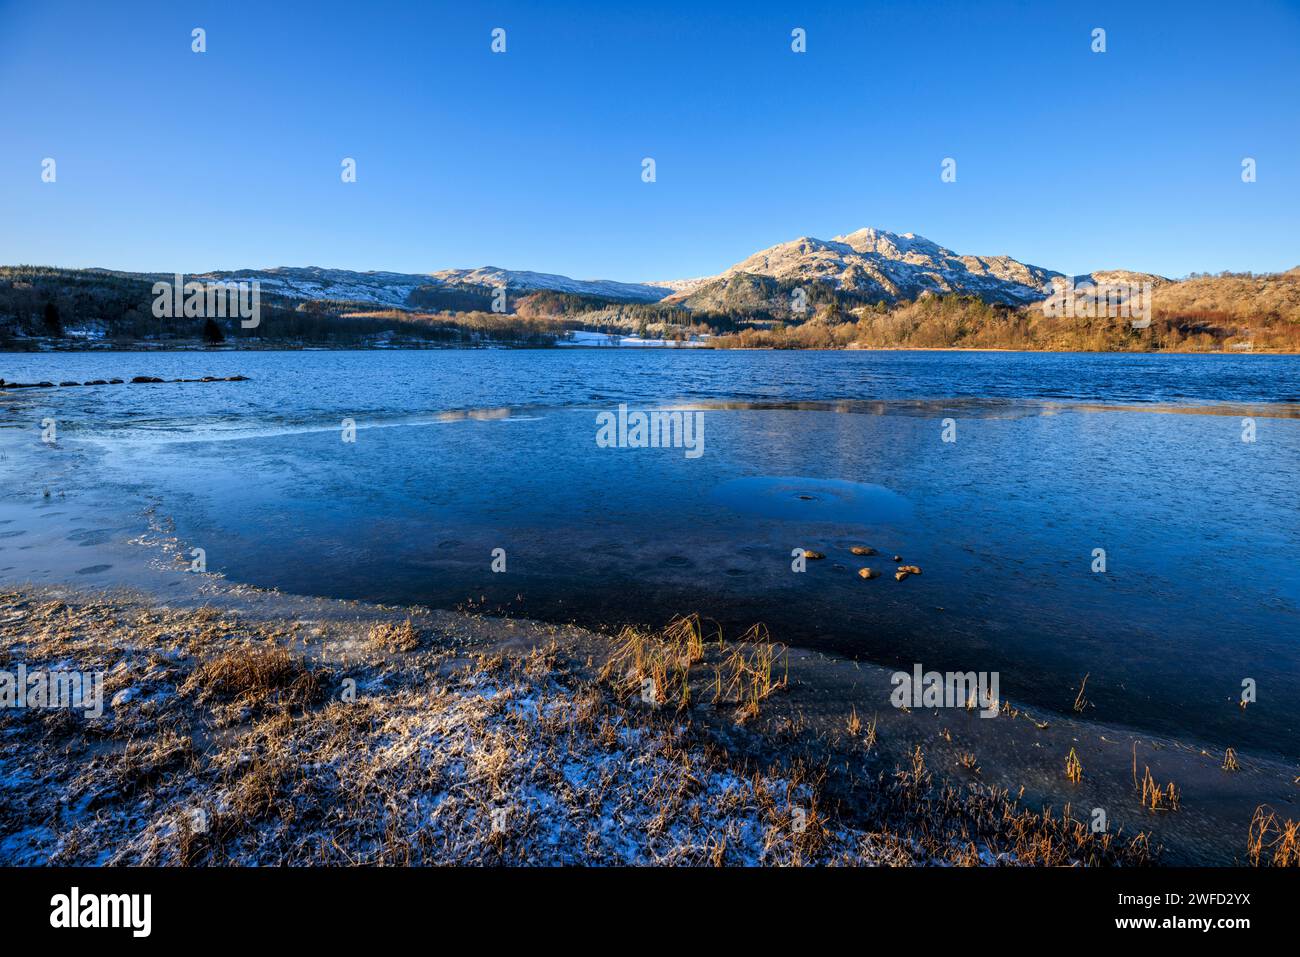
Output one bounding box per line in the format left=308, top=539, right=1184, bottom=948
left=0, top=440, right=1293, bottom=866
left=2, top=569, right=1294, bottom=865
left=0, top=582, right=1144, bottom=866
left=5, top=346, right=1300, bottom=356
left=3, top=358, right=1297, bottom=866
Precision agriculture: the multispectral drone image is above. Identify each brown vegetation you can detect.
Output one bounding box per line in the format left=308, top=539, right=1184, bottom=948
left=1246, top=806, right=1299, bottom=866
left=709, top=271, right=1300, bottom=352
left=368, top=618, right=421, bottom=653
left=0, top=593, right=1155, bottom=866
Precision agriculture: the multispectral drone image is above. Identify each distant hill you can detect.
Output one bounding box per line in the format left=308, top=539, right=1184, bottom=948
left=429, top=266, right=668, bottom=303
left=1149, top=269, right=1300, bottom=325
left=671, top=227, right=1062, bottom=307
left=3, top=232, right=1298, bottom=351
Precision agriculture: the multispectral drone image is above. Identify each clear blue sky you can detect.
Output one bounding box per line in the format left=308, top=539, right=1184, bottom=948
left=2, top=0, right=1297, bottom=280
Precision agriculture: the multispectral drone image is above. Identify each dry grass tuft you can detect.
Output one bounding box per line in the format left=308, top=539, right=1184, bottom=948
left=716, top=633, right=788, bottom=724
left=1065, top=747, right=1083, bottom=783
left=369, top=618, right=420, bottom=653
left=1138, top=766, right=1181, bottom=812
left=1072, top=673, right=1090, bottom=713
left=847, top=707, right=862, bottom=737
left=1247, top=806, right=1299, bottom=866
left=599, top=615, right=786, bottom=723
left=181, top=645, right=322, bottom=711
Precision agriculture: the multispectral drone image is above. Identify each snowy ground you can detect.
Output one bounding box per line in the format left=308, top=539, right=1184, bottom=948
left=557, top=330, right=710, bottom=348
left=0, top=591, right=1227, bottom=867
left=0, top=594, right=899, bottom=865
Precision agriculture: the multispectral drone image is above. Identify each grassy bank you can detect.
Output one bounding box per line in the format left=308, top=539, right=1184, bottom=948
left=0, top=592, right=1192, bottom=866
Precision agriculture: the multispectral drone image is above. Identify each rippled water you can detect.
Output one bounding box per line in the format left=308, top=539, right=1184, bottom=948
left=3, top=349, right=1299, bottom=432
left=3, top=350, right=1298, bottom=758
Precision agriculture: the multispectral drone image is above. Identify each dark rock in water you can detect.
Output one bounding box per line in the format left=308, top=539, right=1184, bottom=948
left=850, top=546, right=876, bottom=556
left=41, top=375, right=240, bottom=388
left=892, top=554, right=902, bottom=563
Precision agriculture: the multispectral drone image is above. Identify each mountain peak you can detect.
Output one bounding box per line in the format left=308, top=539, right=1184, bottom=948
left=172, top=228, right=1089, bottom=312
left=701, top=227, right=1058, bottom=304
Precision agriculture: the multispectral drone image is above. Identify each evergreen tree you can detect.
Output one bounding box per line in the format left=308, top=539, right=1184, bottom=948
left=42, top=301, right=63, bottom=337
left=203, top=317, right=225, bottom=345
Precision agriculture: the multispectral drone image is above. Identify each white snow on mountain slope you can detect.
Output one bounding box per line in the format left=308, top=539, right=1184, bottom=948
left=1072, top=269, right=1171, bottom=288
left=431, top=267, right=669, bottom=302
left=189, top=265, right=674, bottom=308
left=643, top=276, right=716, bottom=295
left=690, top=227, right=1064, bottom=304
left=196, top=267, right=434, bottom=308
left=169, top=231, right=1162, bottom=312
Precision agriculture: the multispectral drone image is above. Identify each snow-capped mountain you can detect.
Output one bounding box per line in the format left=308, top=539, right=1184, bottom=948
left=174, top=229, right=1160, bottom=313
left=193, top=265, right=671, bottom=309
left=429, top=266, right=667, bottom=303
left=671, top=227, right=1063, bottom=305
left=195, top=267, right=434, bottom=308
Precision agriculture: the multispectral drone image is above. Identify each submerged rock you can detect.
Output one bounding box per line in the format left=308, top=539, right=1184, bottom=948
left=850, top=546, right=876, bottom=556
left=802, top=549, right=825, bottom=560
left=130, top=376, right=164, bottom=384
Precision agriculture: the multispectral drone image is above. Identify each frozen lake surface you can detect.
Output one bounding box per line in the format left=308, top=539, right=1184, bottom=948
left=3, top=349, right=1297, bottom=759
